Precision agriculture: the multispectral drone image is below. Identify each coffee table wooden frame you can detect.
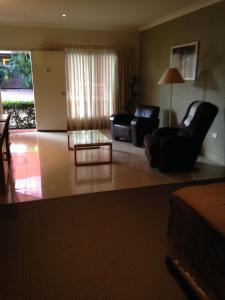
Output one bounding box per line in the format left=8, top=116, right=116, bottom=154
left=68, top=131, right=112, bottom=166
left=74, top=143, right=112, bottom=166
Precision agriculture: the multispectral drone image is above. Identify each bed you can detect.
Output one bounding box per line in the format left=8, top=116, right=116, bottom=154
left=167, top=182, right=225, bottom=300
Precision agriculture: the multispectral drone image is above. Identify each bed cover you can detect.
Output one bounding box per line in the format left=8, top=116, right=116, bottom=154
left=168, top=182, right=225, bottom=300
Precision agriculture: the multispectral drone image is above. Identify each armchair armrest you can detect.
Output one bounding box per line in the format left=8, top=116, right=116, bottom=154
left=152, top=127, right=180, bottom=137
left=110, top=113, right=134, bottom=140
left=130, top=117, right=160, bottom=146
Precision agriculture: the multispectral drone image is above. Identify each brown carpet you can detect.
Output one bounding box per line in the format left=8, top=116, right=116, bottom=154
left=0, top=182, right=212, bottom=300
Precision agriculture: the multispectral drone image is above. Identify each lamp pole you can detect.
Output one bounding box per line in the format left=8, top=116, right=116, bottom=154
left=169, top=83, right=173, bottom=127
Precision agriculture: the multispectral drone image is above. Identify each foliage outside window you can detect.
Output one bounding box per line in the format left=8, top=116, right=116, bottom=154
left=3, top=100, right=36, bottom=129
left=0, top=64, right=11, bottom=85
left=9, top=53, right=33, bottom=89
left=0, top=64, right=12, bottom=113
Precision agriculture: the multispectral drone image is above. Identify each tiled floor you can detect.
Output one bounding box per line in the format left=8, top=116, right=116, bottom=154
left=2, top=130, right=225, bottom=203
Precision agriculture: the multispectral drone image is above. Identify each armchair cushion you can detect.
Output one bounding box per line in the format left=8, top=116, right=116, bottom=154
left=159, top=136, right=197, bottom=172
left=110, top=113, right=133, bottom=124
left=152, top=127, right=180, bottom=138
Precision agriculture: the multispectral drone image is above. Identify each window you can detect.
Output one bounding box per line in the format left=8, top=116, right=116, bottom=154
left=65, top=47, right=118, bottom=130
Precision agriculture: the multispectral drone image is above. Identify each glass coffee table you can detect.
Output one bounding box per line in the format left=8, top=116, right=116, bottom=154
left=68, top=130, right=112, bottom=166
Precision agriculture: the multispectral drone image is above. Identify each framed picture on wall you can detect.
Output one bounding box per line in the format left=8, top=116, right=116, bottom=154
left=170, top=41, right=199, bottom=80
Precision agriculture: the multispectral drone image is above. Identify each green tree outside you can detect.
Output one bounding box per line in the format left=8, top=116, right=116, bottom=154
left=0, top=64, right=12, bottom=113
left=9, top=53, right=33, bottom=89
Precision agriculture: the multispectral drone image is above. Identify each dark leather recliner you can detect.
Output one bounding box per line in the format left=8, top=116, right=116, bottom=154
left=110, top=105, right=160, bottom=146
left=144, top=101, right=218, bottom=172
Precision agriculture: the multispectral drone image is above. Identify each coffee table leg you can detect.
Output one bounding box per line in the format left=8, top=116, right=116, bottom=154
left=109, top=143, right=112, bottom=163
left=68, top=133, right=70, bottom=150
left=74, top=145, right=77, bottom=166
left=74, top=143, right=112, bottom=166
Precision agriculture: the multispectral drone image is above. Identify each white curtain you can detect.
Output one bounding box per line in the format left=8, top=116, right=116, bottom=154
left=65, top=46, right=119, bottom=130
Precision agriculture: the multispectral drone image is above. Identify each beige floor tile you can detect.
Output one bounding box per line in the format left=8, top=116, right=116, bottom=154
left=1, top=130, right=225, bottom=203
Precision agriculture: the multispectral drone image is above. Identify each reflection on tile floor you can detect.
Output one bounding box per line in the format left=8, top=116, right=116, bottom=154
left=1, top=130, right=225, bottom=203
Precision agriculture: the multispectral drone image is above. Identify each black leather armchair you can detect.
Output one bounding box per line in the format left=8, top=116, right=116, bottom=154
left=144, top=101, right=218, bottom=172
left=110, top=105, right=160, bottom=146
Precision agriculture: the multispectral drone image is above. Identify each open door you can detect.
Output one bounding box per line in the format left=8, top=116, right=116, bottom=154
left=32, top=51, right=67, bottom=131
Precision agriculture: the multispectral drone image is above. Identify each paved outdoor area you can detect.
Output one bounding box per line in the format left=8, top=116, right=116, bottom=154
left=2, top=89, right=34, bottom=101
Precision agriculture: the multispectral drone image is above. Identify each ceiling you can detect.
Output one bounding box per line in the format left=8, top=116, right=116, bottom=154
left=0, top=0, right=221, bottom=31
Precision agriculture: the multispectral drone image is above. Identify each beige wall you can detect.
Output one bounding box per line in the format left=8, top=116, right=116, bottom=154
left=140, top=1, right=225, bottom=165
left=0, top=25, right=139, bottom=74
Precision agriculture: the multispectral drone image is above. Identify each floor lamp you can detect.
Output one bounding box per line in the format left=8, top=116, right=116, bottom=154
left=158, top=68, right=185, bottom=127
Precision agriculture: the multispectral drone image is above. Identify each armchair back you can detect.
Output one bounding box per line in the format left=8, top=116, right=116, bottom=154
left=181, top=101, right=218, bottom=143
left=134, top=105, right=159, bottom=119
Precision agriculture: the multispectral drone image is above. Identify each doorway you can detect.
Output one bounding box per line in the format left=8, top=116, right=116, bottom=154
left=0, top=50, right=36, bottom=130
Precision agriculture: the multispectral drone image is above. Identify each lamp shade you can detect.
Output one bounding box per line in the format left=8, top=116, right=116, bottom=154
left=158, top=68, right=185, bottom=84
